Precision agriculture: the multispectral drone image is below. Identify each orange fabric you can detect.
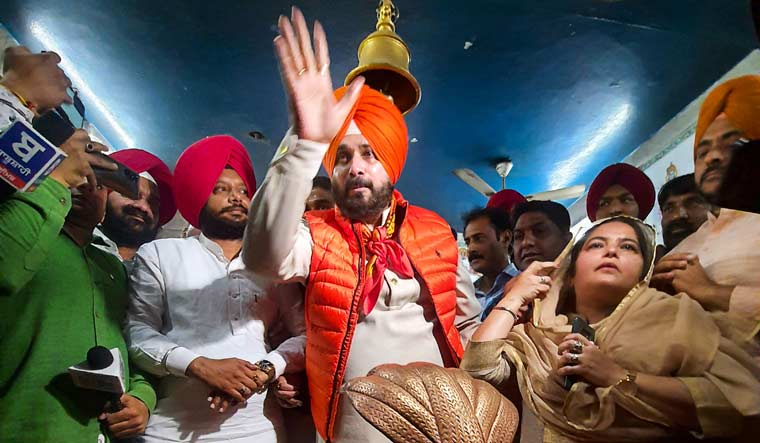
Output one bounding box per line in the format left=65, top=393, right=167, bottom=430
left=322, top=85, right=408, bottom=184
left=695, top=75, right=760, bottom=152
left=303, top=190, right=463, bottom=441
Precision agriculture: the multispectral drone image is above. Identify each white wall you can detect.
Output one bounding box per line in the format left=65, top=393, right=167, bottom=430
left=640, top=133, right=696, bottom=243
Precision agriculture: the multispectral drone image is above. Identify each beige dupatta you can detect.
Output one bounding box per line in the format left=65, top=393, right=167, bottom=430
left=504, top=217, right=760, bottom=442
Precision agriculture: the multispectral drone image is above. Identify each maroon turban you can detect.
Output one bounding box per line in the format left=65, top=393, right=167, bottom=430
left=109, top=149, right=176, bottom=226
left=487, top=189, right=528, bottom=214
left=173, top=135, right=256, bottom=228
left=586, top=163, right=654, bottom=221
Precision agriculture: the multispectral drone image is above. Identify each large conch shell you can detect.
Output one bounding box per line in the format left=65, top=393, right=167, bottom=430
left=345, top=362, right=519, bottom=443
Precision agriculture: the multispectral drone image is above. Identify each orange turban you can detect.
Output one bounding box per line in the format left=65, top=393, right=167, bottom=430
left=322, top=85, right=408, bottom=184
left=694, top=75, right=760, bottom=153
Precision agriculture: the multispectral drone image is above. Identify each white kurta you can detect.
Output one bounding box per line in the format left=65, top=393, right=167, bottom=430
left=125, top=234, right=306, bottom=442
left=244, top=133, right=482, bottom=442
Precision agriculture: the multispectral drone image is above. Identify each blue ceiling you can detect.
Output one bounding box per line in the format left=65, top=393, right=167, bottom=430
left=1, top=0, right=757, bottom=230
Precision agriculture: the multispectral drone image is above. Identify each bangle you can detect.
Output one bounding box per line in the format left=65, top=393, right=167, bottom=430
left=613, top=370, right=638, bottom=395
left=492, top=306, right=519, bottom=321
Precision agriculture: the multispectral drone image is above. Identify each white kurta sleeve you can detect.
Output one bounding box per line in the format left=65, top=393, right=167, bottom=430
left=454, top=260, right=483, bottom=347
left=242, top=133, right=327, bottom=283
left=124, top=243, right=199, bottom=377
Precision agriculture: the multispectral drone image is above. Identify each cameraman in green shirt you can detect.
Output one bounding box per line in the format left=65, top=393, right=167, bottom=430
left=0, top=133, right=156, bottom=442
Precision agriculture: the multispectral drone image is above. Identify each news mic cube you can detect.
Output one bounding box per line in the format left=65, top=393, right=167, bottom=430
left=0, top=119, right=66, bottom=192
left=68, top=347, right=125, bottom=395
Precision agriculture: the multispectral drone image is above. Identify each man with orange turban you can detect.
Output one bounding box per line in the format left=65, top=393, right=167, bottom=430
left=652, top=75, right=760, bottom=363
left=125, top=135, right=306, bottom=442
left=243, top=8, right=481, bottom=442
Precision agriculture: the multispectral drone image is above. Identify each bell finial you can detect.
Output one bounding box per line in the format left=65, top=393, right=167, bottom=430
left=376, top=0, right=397, bottom=32
left=344, top=0, right=421, bottom=115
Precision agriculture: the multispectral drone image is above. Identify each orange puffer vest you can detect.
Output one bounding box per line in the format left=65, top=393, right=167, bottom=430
left=303, top=191, right=464, bottom=441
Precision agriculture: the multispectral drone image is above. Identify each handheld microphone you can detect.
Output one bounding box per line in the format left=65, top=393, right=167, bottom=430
left=87, top=345, right=115, bottom=369
left=0, top=118, right=66, bottom=193
left=68, top=346, right=126, bottom=411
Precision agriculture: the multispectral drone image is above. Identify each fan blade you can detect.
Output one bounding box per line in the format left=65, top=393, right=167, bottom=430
left=527, top=184, right=586, bottom=201
left=453, top=168, right=497, bottom=197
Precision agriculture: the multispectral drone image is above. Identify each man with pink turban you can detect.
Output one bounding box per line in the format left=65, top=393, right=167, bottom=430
left=653, top=75, right=760, bottom=364
left=124, top=135, right=306, bottom=442
left=93, top=148, right=176, bottom=267
left=243, top=8, right=481, bottom=442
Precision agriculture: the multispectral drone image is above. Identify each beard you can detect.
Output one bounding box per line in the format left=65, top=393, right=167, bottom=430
left=333, top=176, right=394, bottom=222
left=198, top=204, right=247, bottom=240
left=663, top=219, right=697, bottom=252
left=101, top=203, right=159, bottom=248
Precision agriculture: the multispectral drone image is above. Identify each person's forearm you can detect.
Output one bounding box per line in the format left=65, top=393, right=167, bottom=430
left=461, top=340, right=513, bottom=387
left=126, top=367, right=157, bottom=413
left=471, top=299, right=521, bottom=342
left=633, top=374, right=699, bottom=430
left=242, top=135, right=325, bottom=278
left=695, top=283, right=733, bottom=312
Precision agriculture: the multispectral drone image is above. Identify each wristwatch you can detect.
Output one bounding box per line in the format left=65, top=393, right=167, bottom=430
left=255, top=359, right=276, bottom=387
left=614, top=371, right=638, bottom=396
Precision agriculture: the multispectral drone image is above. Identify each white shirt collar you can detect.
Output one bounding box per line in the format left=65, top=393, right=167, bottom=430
left=197, top=232, right=230, bottom=263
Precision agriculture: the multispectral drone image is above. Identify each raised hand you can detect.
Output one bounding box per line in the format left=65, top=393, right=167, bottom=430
left=273, top=6, right=364, bottom=143
left=49, top=129, right=114, bottom=190
left=499, top=260, right=557, bottom=311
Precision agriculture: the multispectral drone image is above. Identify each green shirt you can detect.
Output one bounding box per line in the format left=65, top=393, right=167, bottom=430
left=0, top=178, right=156, bottom=443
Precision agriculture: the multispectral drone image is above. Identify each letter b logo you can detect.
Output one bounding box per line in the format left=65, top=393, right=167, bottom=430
left=12, top=132, right=46, bottom=163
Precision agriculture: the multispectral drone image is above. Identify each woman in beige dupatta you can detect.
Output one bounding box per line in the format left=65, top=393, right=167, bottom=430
left=461, top=216, right=760, bottom=442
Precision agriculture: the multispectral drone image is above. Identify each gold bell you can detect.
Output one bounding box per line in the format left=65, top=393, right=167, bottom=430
left=344, top=0, right=421, bottom=115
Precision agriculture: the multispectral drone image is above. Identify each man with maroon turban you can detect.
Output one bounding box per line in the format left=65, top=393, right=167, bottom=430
left=486, top=189, right=527, bottom=215
left=652, top=75, right=760, bottom=364
left=124, top=135, right=306, bottom=442
left=94, top=148, right=176, bottom=267
left=586, top=163, right=655, bottom=221
left=243, top=8, right=481, bottom=442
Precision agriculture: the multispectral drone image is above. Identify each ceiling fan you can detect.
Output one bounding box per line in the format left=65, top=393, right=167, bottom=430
left=453, top=157, right=586, bottom=201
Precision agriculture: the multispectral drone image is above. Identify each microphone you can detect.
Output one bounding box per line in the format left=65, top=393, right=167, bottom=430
left=68, top=346, right=126, bottom=411
left=87, top=345, right=114, bottom=369
left=0, top=118, right=66, bottom=193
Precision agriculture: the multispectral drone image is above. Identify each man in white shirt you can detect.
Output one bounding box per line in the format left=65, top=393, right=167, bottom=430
left=125, top=135, right=306, bottom=442
left=94, top=148, right=176, bottom=270
left=243, top=9, right=481, bottom=442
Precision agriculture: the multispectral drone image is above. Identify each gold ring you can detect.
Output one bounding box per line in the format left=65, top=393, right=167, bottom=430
left=297, top=68, right=307, bottom=76
left=569, top=353, right=580, bottom=364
